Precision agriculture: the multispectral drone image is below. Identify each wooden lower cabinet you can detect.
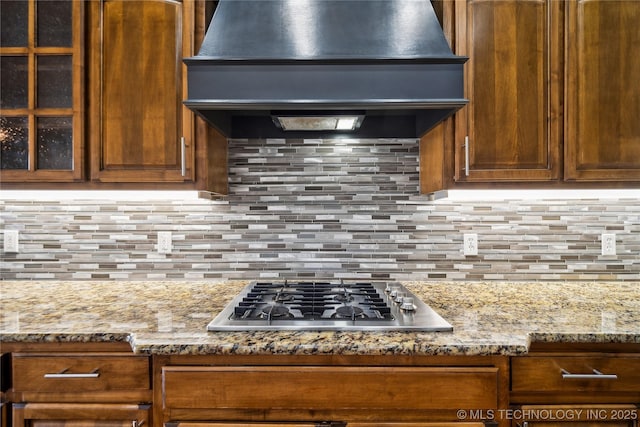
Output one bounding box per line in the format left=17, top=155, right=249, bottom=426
left=12, top=403, right=150, bottom=427
left=7, top=349, right=152, bottom=427
left=509, top=346, right=639, bottom=427
left=157, top=355, right=508, bottom=427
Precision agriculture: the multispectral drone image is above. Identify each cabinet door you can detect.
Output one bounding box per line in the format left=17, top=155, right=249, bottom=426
left=12, top=403, right=150, bottom=427
left=0, top=0, right=84, bottom=182
left=564, top=0, right=640, bottom=181
left=88, top=0, right=194, bottom=183
left=454, top=0, right=561, bottom=182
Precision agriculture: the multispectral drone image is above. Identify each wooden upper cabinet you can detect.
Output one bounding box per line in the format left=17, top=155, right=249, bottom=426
left=564, top=0, right=640, bottom=181
left=88, top=0, right=194, bottom=183
left=453, top=0, right=562, bottom=182
left=0, top=0, right=84, bottom=182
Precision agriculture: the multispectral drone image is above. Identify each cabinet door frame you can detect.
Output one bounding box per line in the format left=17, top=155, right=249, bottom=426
left=453, top=0, right=563, bottom=182
left=88, top=0, right=195, bottom=183
left=564, top=0, right=640, bottom=182
left=0, top=0, right=85, bottom=182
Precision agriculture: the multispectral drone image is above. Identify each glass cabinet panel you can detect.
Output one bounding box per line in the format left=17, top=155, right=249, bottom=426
left=0, top=56, right=28, bottom=109
left=0, top=1, right=28, bottom=47
left=0, top=116, right=29, bottom=169
left=0, top=0, right=82, bottom=179
left=37, top=55, right=73, bottom=108
left=37, top=0, right=73, bottom=47
left=36, top=116, right=73, bottom=169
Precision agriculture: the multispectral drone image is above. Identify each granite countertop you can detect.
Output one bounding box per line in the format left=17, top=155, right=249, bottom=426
left=1, top=280, right=638, bottom=356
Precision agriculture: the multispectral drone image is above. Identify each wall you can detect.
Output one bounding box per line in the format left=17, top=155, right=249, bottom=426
left=1, top=138, right=639, bottom=281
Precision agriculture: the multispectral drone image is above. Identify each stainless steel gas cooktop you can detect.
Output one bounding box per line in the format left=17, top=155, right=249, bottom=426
left=207, top=280, right=452, bottom=332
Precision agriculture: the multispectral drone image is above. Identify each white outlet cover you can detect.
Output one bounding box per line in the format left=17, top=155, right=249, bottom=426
left=158, top=231, right=172, bottom=254
left=4, top=230, right=19, bottom=253
left=463, top=233, right=478, bottom=256
left=601, top=233, right=616, bottom=256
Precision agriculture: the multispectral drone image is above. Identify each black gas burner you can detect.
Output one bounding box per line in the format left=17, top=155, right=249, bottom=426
left=259, top=304, right=291, bottom=319
left=334, top=306, right=365, bottom=319
left=232, top=281, right=392, bottom=323
left=207, top=281, right=453, bottom=332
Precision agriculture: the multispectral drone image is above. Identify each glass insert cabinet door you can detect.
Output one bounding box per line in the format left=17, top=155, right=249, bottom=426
left=0, top=0, right=83, bottom=181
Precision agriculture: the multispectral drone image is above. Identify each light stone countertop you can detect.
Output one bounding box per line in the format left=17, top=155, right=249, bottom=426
left=0, top=280, right=638, bottom=356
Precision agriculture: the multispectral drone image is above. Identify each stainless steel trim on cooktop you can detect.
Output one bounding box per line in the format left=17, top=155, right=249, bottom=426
left=207, top=281, right=453, bottom=332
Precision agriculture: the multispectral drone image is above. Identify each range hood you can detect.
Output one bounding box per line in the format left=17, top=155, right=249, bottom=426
left=184, top=0, right=468, bottom=139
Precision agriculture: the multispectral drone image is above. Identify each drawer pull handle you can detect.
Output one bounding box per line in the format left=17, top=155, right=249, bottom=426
left=180, top=136, right=186, bottom=177
left=561, top=368, right=618, bottom=380
left=132, top=421, right=144, bottom=427
left=44, top=368, right=100, bottom=379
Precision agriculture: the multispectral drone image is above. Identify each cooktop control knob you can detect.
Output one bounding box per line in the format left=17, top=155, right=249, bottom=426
left=400, top=296, right=415, bottom=311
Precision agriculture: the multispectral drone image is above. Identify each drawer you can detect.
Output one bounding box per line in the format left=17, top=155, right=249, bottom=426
left=13, top=402, right=151, bottom=427
left=12, top=353, right=150, bottom=392
left=163, top=365, right=499, bottom=410
left=512, top=355, right=640, bottom=393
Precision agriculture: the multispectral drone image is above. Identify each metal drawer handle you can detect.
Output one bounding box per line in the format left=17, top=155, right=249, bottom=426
left=132, top=420, right=144, bottom=427
left=463, top=135, right=470, bottom=176
left=44, top=368, right=100, bottom=379
left=561, top=368, right=618, bottom=380
left=181, top=137, right=186, bottom=177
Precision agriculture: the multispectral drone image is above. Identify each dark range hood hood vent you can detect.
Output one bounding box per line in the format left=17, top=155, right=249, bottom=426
left=185, top=0, right=468, bottom=139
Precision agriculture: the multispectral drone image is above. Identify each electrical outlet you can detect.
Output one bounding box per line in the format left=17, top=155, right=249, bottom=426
left=4, top=230, right=19, bottom=253
left=601, top=233, right=616, bottom=256
left=463, top=233, right=478, bottom=256
left=157, top=231, right=172, bottom=254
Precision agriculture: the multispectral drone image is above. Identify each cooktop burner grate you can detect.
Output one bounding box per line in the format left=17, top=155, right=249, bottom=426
left=232, top=281, right=393, bottom=322
left=207, top=281, right=453, bottom=332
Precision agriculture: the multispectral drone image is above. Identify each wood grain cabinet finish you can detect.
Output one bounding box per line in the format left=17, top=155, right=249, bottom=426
left=12, top=353, right=150, bottom=394
left=162, top=365, right=499, bottom=423
left=87, top=0, right=195, bottom=183
left=510, top=352, right=640, bottom=427
left=511, top=356, right=640, bottom=395
left=510, top=353, right=640, bottom=405
left=9, top=352, right=152, bottom=426
left=564, top=0, right=640, bottom=181
left=12, top=402, right=150, bottom=427
left=452, top=0, right=562, bottom=182
left=422, top=0, right=640, bottom=191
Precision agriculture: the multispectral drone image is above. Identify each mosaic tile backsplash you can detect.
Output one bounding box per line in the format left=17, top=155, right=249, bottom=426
left=1, top=138, right=639, bottom=281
